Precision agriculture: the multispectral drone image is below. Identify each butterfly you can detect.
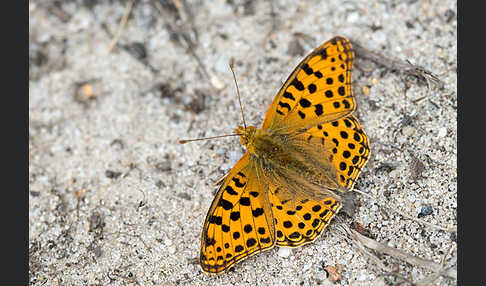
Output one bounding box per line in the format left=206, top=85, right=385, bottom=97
left=198, top=36, right=370, bottom=273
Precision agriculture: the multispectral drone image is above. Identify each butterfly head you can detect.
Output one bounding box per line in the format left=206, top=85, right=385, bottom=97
left=235, top=125, right=257, bottom=148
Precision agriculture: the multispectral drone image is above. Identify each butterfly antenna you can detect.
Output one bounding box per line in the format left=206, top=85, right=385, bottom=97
left=229, top=59, right=247, bottom=129
left=179, top=60, right=246, bottom=145
left=178, top=134, right=239, bottom=144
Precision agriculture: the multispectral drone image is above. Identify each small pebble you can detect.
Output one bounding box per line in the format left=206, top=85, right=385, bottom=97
left=156, top=160, right=171, bottom=172
left=362, top=86, right=370, bottom=96
left=402, top=125, right=416, bottom=137
left=450, top=232, right=457, bottom=242
left=277, top=247, right=291, bottom=258
left=371, top=31, right=387, bottom=45
left=302, top=262, right=312, bottom=271
left=418, top=205, right=433, bottom=218
left=164, top=238, right=173, bottom=246
left=214, top=57, right=228, bottom=73
left=168, top=246, right=176, bottom=254
left=438, top=127, right=447, bottom=138
left=210, top=76, right=225, bottom=90
left=371, top=276, right=386, bottom=286
left=389, top=169, right=400, bottom=179
left=347, top=12, right=359, bottom=23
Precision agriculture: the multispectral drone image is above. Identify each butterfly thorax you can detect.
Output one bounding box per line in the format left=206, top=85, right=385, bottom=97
left=236, top=126, right=285, bottom=160
left=237, top=126, right=311, bottom=177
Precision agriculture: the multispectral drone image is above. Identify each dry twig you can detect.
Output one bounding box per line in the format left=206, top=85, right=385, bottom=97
left=337, top=222, right=457, bottom=280
left=108, top=0, right=136, bottom=52
left=352, top=40, right=445, bottom=90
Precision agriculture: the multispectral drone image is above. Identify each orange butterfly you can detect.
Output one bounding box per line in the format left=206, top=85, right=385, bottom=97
left=185, top=36, right=370, bottom=273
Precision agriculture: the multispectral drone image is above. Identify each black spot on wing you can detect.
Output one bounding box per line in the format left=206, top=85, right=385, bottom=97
left=301, top=63, right=314, bottom=75
left=232, top=177, right=246, bottom=188
left=299, top=98, right=311, bottom=108
left=291, top=78, right=305, bottom=91
left=278, top=101, right=291, bottom=111
left=283, top=91, right=295, bottom=101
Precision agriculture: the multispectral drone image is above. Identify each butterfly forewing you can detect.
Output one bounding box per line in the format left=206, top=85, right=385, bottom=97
left=262, top=36, right=355, bottom=132
left=200, top=153, right=276, bottom=273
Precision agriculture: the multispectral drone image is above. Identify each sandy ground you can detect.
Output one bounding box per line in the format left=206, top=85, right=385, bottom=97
left=29, top=1, right=457, bottom=285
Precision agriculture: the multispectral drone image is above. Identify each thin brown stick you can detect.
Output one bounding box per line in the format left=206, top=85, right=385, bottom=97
left=153, top=1, right=210, bottom=81
left=172, top=0, right=187, bottom=22
left=229, top=59, right=247, bottom=129
left=351, top=39, right=445, bottom=89
left=415, top=270, right=446, bottom=286
left=108, top=0, right=135, bottom=52
left=334, top=222, right=390, bottom=273
left=348, top=228, right=457, bottom=279
left=415, top=245, right=456, bottom=285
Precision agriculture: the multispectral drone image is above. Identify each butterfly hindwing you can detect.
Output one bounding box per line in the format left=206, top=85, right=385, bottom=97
left=200, top=153, right=276, bottom=273
left=260, top=115, right=369, bottom=247
left=302, top=115, right=370, bottom=190
left=267, top=185, right=341, bottom=247
left=269, top=179, right=341, bottom=247
left=262, top=36, right=355, bottom=131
